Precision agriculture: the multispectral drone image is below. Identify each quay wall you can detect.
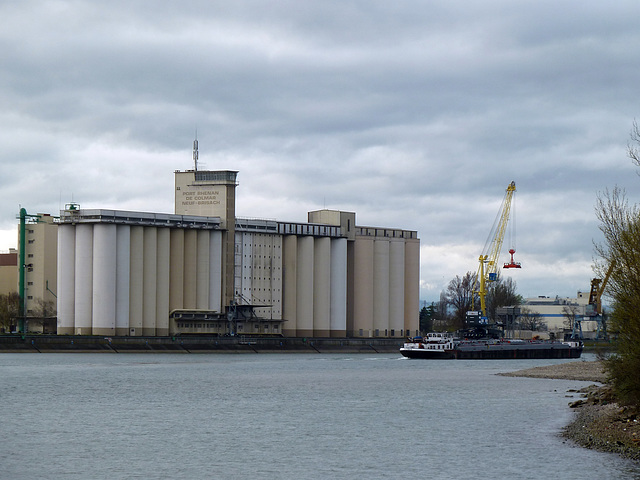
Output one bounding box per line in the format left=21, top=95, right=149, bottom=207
left=0, top=335, right=403, bottom=354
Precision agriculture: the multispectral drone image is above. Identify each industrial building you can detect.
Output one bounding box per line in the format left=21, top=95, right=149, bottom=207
left=2, top=212, right=59, bottom=334
left=495, top=292, right=604, bottom=340
left=53, top=166, right=420, bottom=338
left=21, top=213, right=57, bottom=322
left=0, top=249, right=18, bottom=297
left=521, top=293, right=602, bottom=337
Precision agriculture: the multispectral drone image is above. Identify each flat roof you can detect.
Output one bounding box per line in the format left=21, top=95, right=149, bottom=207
left=58, top=209, right=222, bottom=229
left=0, top=252, right=17, bottom=266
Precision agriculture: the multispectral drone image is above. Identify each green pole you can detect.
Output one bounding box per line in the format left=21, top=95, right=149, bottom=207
left=18, top=208, right=26, bottom=333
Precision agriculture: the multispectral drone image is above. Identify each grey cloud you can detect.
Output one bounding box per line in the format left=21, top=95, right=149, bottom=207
left=1, top=0, right=640, bottom=301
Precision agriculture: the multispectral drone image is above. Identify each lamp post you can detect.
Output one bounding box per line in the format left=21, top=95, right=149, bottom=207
left=18, top=208, right=41, bottom=334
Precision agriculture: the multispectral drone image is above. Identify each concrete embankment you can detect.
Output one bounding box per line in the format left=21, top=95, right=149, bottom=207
left=0, top=335, right=404, bottom=354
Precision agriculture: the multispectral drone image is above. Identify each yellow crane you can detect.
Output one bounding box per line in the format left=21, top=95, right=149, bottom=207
left=588, top=261, right=613, bottom=316
left=579, top=261, right=614, bottom=339
left=470, top=181, right=520, bottom=324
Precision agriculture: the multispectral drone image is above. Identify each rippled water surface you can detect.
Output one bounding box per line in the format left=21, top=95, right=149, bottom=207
left=1, top=353, right=639, bottom=479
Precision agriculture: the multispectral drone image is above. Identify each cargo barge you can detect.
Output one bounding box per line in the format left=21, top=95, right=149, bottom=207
left=400, top=333, right=583, bottom=360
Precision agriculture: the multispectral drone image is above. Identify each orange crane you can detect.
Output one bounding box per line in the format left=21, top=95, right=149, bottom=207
left=583, top=261, right=613, bottom=339
left=588, top=262, right=613, bottom=316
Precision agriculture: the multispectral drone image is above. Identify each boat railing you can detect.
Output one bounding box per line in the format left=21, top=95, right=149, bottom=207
left=402, top=340, right=455, bottom=350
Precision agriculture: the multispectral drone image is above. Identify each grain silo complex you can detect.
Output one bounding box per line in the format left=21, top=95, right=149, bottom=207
left=55, top=166, right=420, bottom=339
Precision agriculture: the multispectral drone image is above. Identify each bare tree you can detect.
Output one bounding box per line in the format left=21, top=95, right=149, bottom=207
left=518, top=307, right=545, bottom=331
left=485, top=273, right=521, bottom=322
left=30, top=298, right=56, bottom=333
left=628, top=119, right=640, bottom=168
left=33, top=298, right=55, bottom=317
left=432, top=291, right=450, bottom=330
left=594, top=180, right=640, bottom=405
left=0, top=292, right=20, bottom=332
left=444, top=272, right=477, bottom=330
left=562, top=304, right=581, bottom=332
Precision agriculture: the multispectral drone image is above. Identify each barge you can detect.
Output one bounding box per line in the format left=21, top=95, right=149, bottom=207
left=400, top=333, right=583, bottom=360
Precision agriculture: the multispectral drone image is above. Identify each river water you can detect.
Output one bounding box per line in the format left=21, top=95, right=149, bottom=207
left=1, top=352, right=639, bottom=480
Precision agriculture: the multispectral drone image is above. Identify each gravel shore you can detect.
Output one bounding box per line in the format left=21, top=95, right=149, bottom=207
left=500, top=361, right=640, bottom=462
left=498, top=360, right=607, bottom=382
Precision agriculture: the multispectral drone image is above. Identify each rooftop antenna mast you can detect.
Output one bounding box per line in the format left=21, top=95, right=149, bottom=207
left=193, top=130, right=199, bottom=172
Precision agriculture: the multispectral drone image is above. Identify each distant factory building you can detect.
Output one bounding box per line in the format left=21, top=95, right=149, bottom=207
left=54, top=167, right=420, bottom=338
left=5, top=212, right=59, bottom=334
left=0, top=249, right=18, bottom=297
left=521, top=293, right=601, bottom=336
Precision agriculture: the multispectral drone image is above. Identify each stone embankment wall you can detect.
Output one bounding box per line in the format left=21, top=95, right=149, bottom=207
left=0, top=335, right=403, bottom=354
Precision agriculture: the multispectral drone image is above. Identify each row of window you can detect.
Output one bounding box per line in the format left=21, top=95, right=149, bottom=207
left=240, top=288, right=282, bottom=293
left=357, top=227, right=417, bottom=239
left=357, top=329, right=411, bottom=337
left=238, top=244, right=282, bottom=249
left=195, top=171, right=237, bottom=182
left=175, top=322, right=280, bottom=333
left=176, top=323, right=222, bottom=329
left=278, top=224, right=341, bottom=236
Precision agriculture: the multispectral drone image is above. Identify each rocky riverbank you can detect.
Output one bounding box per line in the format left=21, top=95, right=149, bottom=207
left=500, top=361, right=640, bottom=462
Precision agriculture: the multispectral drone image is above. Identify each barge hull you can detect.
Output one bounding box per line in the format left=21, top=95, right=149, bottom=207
left=453, top=345, right=583, bottom=360
left=399, top=348, right=455, bottom=359
left=400, top=344, right=583, bottom=360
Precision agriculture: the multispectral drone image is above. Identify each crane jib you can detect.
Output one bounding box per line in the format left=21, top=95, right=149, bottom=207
left=472, top=181, right=521, bottom=319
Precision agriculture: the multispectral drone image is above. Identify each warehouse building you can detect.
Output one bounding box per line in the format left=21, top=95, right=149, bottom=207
left=54, top=167, right=420, bottom=338
left=521, top=293, right=601, bottom=337
left=0, top=249, right=18, bottom=297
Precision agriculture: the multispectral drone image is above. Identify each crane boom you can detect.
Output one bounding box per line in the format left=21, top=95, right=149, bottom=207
left=472, top=181, right=520, bottom=320
left=589, top=261, right=614, bottom=315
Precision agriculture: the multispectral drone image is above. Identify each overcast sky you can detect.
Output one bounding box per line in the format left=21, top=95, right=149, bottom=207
left=1, top=1, right=639, bottom=303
